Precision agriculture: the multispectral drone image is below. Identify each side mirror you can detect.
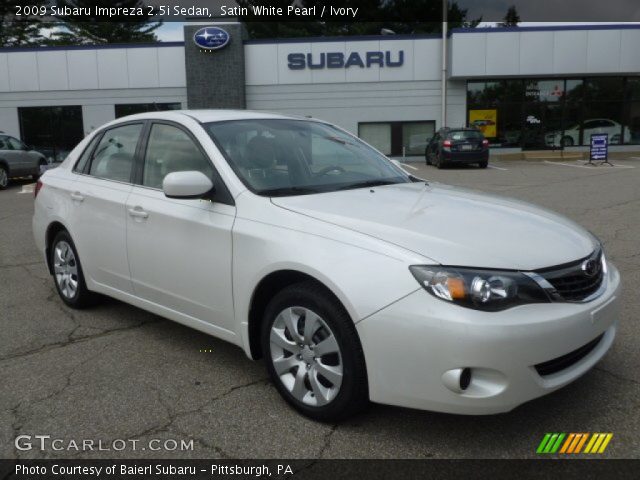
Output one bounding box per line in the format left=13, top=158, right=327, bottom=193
left=162, top=171, right=214, bottom=199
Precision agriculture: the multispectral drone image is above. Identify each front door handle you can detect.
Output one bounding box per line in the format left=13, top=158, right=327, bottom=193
left=128, top=207, right=149, bottom=219
left=70, top=192, right=84, bottom=202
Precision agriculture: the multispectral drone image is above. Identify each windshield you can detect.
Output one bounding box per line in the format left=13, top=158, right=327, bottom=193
left=204, top=119, right=410, bottom=196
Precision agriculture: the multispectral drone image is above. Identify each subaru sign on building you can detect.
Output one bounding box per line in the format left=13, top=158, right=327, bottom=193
left=193, top=26, right=230, bottom=50
left=0, top=23, right=639, bottom=158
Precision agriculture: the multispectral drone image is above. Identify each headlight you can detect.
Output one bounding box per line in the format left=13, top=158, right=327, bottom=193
left=409, top=266, right=550, bottom=311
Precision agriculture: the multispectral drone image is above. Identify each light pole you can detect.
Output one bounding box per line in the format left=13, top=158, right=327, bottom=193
left=441, top=0, right=448, bottom=128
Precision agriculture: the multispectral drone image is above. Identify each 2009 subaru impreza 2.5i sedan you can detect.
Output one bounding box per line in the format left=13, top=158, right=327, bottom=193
left=33, top=111, right=621, bottom=421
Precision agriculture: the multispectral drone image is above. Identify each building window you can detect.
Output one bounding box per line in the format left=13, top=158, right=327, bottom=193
left=467, top=76, right=640, bottom=149
left=359, top=121, right=435, bottom=156
left=359, top=123, right=391, bottom=155
left=114, top=103, right=181, bottom=118
left=18, top=106, right=84, bottom=162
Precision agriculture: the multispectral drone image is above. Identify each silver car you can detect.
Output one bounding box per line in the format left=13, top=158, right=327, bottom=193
left=0, top=134, right=48, bottom=189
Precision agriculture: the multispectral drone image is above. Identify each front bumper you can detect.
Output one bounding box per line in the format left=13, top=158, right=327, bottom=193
left=356, top=262, right=621, bottom=414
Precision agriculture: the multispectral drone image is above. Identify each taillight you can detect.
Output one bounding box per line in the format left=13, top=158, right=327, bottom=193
left=482, top=139, right=489, bottom=147
left=34, top=179, right=43, bottom=198
left=443, top=139, right=452, bottom=148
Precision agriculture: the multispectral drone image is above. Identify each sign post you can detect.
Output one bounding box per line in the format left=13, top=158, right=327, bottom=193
left=587, top=133, right=613, bottom=166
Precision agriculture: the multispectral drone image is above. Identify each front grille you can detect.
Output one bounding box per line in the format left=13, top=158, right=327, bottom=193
left=538, top=250, right=604, bottom=302
left=534, top=334, right=604, bottom=376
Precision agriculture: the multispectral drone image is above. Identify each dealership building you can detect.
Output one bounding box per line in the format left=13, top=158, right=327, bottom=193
left=0, top=23, right=639, bottom=160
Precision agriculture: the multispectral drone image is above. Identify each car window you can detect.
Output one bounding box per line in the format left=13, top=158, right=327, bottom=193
left=583, top=120, right=598, bottom=129
left=0, top=136, right=7, bottom=150
left=448, top=130, right=483, bottom=140
left=74, top=134, right=101, bottom=173
left=89, top=123, right=143, bottom=183
left=142, top=123, right=214, bottom=189
left=7, top=137, right=25, bottom=150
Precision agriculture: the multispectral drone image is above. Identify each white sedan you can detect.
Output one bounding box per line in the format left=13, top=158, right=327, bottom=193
left=546, top=118, right=631, bottom=147
left=33, top=111, right=621, bottom=420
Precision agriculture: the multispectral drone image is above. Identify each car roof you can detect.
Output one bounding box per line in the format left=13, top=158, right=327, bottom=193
left=115, top=109, right=315, bottom=124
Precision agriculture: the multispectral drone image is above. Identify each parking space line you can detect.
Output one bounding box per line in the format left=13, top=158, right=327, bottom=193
left=18, top=183, right=36, bottom=194
left=488, top=164, right=508, bottom=170
left=544, top=161, right=635, bottom=169
left=400, top=163, right=418, bottom=171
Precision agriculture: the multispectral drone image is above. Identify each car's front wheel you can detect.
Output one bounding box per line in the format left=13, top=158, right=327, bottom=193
left=0, top=165, right=8, bottom=189
left=50, top=230, right=97, bottom=308
left=261, top=282, right=368, bottom=421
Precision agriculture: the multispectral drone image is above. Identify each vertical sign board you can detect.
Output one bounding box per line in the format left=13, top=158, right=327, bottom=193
left=590, top=133, right=609, bottom=162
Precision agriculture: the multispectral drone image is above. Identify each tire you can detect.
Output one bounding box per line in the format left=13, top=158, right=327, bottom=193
left=436, top=153, right=446, bottom=169
left=50, top=230, right=98, bottom=308
left=561, top=136, right=574, bottom=147
left=261, top=281, right=369, bottom=422
left=0, top=165, right=8, bottom=190
left=479, top=160, right=488, bottom=168
left=425, top=149, right=431, bottom=165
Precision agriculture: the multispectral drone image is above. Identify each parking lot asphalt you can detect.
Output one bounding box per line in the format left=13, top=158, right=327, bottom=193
left=1, top=158, right=639, bottom=460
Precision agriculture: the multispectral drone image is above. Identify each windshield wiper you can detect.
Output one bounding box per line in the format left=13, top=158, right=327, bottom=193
left=261, top=186, right=321, bottom=197
left=337, top=179, right=402, bottom=191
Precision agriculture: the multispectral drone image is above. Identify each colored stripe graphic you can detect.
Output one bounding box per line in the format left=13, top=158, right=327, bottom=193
left=538, top=433, right=613, bottom=454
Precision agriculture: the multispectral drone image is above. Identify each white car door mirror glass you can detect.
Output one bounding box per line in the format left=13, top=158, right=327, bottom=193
left=162, top=170, right=214, bottom=199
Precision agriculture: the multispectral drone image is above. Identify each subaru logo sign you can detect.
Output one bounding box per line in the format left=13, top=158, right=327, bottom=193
left=193, top=27, right=230, bottom=51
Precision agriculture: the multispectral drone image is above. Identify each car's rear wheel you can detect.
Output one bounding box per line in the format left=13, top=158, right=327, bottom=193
left=33, top=160, right=47, bottom=180
left=261, top=281, right=368, bottom=421
left=479, top=160, right=488, bottom=168
left=51, top=231, right=97, bottom=308
left=436, top=153, right=446, bottom=169
left=0, top=165, right=8, bottom=189
left=561, top=136, right=574, bottom=147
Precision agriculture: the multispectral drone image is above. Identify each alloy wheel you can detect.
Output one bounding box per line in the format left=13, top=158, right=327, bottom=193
left=53, top=241, right=79, bottom=299
left=0, top=168, right=7, bottom=188
left=269, top=306, right=343, bottom=407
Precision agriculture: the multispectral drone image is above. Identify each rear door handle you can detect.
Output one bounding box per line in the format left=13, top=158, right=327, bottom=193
left=70, top=192, right=84, bottom=202
left=128, top=207, right=149, bottom=219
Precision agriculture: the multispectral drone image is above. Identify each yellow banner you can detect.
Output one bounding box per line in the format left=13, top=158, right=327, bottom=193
left=469, top=109, right=497, bottom=138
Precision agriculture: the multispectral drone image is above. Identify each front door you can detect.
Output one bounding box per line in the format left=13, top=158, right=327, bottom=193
left=125, top=122, right=236, bottom=333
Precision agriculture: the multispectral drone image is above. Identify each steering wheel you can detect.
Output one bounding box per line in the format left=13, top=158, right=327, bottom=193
left=316, top=165, right=346, bottom=176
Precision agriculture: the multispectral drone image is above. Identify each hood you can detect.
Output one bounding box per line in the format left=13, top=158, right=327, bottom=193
left=271, top=182, right=597, bottom=270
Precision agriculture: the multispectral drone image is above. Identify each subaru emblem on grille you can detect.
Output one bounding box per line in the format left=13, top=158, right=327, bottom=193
left=581, top=259, right=598, bottom=277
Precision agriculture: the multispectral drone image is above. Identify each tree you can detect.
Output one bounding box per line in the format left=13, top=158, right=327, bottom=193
left=51, top=0, right=162, bottom=44
left=237, top=0, right=481, bottom=38
left=499, top=5, right=520, bottom=27
left=0, top=1, right=45, bottom=47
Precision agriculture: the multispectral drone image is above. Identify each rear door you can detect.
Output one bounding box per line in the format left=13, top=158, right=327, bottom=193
left=125, top=121, right=236, bottom=333
left=69, top=122, right=144, bottom=295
